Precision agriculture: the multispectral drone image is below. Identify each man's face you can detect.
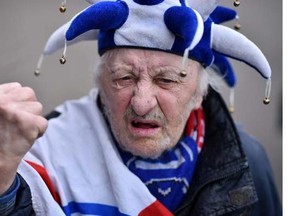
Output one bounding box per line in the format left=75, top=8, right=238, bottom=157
left=99, top=49, right=203, bottom=158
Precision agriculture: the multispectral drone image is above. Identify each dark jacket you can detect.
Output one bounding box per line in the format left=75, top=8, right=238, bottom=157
left=12, top=89, right=282, bottom=216
left=174, top=89, right=282, bottom=215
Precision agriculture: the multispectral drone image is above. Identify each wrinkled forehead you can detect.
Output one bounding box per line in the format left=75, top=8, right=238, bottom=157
left=101, top=48, right=202, bottom=71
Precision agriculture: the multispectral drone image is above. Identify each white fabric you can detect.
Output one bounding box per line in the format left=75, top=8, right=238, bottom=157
left=114, top=0, right=176, bottom=50
left=18, top=161, right=65, bottom=216
left=211, top=24, right=271, bottom=79
left=19, top=89, right=157, bottom=216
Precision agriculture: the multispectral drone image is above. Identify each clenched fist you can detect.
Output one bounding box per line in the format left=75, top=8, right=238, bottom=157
left=0, top=82, right=48, bottom=194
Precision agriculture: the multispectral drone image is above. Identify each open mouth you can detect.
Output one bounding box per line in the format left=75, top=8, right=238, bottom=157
left=131, top=120, right=160, bottom=129
left=128, top=118, right=161, bottom=137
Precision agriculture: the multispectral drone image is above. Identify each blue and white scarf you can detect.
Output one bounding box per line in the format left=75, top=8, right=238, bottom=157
left=118, top=109, right=205, bottom=212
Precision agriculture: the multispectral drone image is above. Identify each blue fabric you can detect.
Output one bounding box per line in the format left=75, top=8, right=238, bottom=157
left=66, top=1, right=129, bottom=41
left=133, top=0, right=164, bottom=5
left=165, top=6, right=199, bottom=53
left=67, top=0, right=205, bottom=65
left=63, top=201, right=129, bottom=216
left=209, top=6, right=237, bottom=87
left=0, top=175, right=20, bottom=215
left=60, top=0, right=271, bottom=86
left=210, top=6, right=237, bottom=24
left=212, top=51, right=236, bottom=87
left=118, top=136, right=199, bottom=212
left=189, top=18, right=214, bottom=67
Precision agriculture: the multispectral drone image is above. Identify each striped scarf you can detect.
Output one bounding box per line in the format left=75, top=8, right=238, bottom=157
left=118, top=108, right=205, bottom=212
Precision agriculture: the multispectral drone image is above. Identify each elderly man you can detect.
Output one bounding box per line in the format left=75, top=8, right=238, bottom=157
left=0, top=0, right=281, bottom=215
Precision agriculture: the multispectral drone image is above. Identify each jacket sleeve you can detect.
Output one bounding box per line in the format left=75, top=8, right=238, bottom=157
left=238, top=127, right=282, bottom=216
left=12, top=174, right=35, bottom=215
left=0, top=173, right=35, bottom=216
left=0, top=175, right=20, bottom=215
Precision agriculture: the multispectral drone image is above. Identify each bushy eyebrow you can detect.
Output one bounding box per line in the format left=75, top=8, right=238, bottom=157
left=153, top=66, right=183, bottom=78
left=106, top=64, right=133, bottom=74
left=106, top=63, right=184, bottom=79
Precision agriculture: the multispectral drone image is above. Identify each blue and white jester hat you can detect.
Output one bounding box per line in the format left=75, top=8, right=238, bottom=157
left=35, top=0, right=204, bottom=75
left=209, top=5, right=238, bottom=88
left=35, top=0, right=271, bottom=104
left=209, top=6, right=238, bottom=112
left=67, top=0, right=204, bottom=62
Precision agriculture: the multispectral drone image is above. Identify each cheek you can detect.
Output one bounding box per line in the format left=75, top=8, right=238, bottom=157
left=103, top=87, right=132, bottom=119
left=158, top=90, right=194, bottom=120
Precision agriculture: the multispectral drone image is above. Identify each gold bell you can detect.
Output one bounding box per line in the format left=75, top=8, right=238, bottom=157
left=34, top=69, right=40, bottom=76
left=228, top=106, right=235, bottom=113
left=59, top=5, right=66, bottom=13
left=234, top=23, right=241, bottom=30
left=263, top=97, right=270, bottom=105
left=234, top=0, right=240, bottom=7
left=180, top=70, right=187, bottom=77
left=59, top=56, right=66, bottom=64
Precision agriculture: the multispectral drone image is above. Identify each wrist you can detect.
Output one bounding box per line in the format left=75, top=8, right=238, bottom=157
left=0, top=160, right=19, bottom=196
left=0, top=175, right=20, bottom=216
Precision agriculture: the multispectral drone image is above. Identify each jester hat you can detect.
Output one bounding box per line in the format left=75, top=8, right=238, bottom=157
left=210, top=5, right=238, bottom=88
left=35, top=0, right=271, bottom=103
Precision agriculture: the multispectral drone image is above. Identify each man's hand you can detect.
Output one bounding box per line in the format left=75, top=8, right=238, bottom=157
left=0, top=82, right=47, bottom=195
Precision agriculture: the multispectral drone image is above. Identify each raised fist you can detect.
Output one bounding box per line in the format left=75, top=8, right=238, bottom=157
left=0, top=82, right=47, bottom=194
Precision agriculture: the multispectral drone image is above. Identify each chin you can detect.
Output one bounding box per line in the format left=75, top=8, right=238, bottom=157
left=118, top=136, right=173, bottom=159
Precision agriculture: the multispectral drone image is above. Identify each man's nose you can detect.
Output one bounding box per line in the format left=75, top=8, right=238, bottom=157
left=130, top=81, right=157, bottom=116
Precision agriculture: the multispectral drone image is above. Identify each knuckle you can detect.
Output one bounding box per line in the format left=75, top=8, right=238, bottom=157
left=0, top=82, right=21, bottom=89
left=22, top=87, right=36, bottom=99
left=38, top=117, right=48, bottom=136
left=19, top=116, right=47, bottom=143
left=34, top=101, right=44, bottom=112
left=33, top=102, right=44, bottom=116
left=11, top=82, right=22, bottom=88
left=30, top=117, right=48, bottom=140
left=37, top=101, right=43, bottom=109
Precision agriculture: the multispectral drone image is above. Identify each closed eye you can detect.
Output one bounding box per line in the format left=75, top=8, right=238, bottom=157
left=157, top=78, right=177, bottom=84
left=154, top=77, right=181, bottom=89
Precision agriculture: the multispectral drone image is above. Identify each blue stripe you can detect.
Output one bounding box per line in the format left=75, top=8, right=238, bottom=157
left=63, top=202, right=130, bottom=216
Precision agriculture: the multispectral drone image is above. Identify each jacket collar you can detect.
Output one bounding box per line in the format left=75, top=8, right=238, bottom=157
left=196, top=87, right=248, bottom=181
left=174, top=87, right=258, bottom=214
